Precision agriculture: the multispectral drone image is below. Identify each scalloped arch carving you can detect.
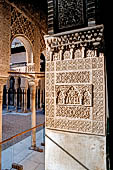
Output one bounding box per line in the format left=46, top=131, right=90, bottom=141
left=11, top=7, right=35, bottom=46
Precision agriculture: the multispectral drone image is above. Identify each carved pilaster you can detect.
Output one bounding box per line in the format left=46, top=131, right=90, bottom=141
left=0, top=1, right=11, bottom=78
left=45, top=25, right=105, bottom=135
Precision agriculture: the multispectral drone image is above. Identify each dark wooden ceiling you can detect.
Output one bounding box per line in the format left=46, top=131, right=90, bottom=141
left=7, top=0, right=48, bottom=14
left=6, top=0, right=48, bottom=33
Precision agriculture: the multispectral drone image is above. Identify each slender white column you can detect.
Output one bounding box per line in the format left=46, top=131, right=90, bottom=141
left=24, top=88, right=27, bottom=112
left=31, top=83, right=36, bottom=147
left=14, top=77, right=19, bottom=112
left=30, top=87, right=32, bottom=111
left=36, top=87, right=39, bottom=110
left=21, top=89, right=24, bottom=112
left=40, top=89, right=43, bottom=108
left=6, top=89, right=9, bottom=112
left=43, top=89, right=45, bottom=105
left=29, top=82, right=43, bottom=152
left=15, top=89, right=18, bottom=112
left=6, top=79, right=10, bottom=112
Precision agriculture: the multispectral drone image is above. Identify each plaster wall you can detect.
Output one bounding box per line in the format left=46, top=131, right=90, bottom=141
left=45, top=129, right=106, bottom=170
left=11, top=52, right=26, bottom=64
left=0, top=1, right=11, bottom=77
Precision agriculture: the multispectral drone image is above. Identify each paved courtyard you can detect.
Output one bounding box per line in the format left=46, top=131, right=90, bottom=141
left=2, top=108, right=45, bottom=150
left=2, top=129, right=45, bottom=170
left=1, top=108, right=45, bottom=170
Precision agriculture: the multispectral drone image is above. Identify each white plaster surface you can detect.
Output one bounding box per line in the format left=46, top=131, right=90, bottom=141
left=45, top=129, right=106, bottom=170
left=11, top=52, right=26, bottom=64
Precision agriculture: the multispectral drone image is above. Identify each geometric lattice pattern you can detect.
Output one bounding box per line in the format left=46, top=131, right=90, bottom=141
left=11, top=7, right=35, bottom=45
left=58, top=0, right=84, bottom=29
left=45, top=25, right=105, bottom=135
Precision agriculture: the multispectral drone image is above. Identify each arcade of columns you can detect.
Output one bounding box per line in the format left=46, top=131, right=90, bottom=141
left=5, top=76, right=45, bottom=112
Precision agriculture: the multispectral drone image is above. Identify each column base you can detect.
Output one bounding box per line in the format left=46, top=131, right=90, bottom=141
left=24, top=110, right=29, bottom=113
left=29, top=146, right=43, bottom=152
left=12, top=163, right=23, bottom=170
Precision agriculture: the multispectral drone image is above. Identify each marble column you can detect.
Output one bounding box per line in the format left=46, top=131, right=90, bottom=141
left=21, top=88, right=24, bottom=112
left=30, top=83, right=36, bottom=148
left=40, top=89, right=43, bottom=108
left=6, top=79, right=10, bottom=112
left=14, top=77, right=19, bottom=112
left=20, top=78, right=28, bottom=113
left=21, top=88, right=28, bottom=113
left=6, top=89, right=9, bottom=112
left=29, top=82, right=43, bottom=152
left=36, top=87, right=39, bottom=110
left=43, top=89, right=45, bottom=105
left=19, top=88, right=22, bottom=111
left=24, top=88, right=28, bottom=113
left=14, top=89, right=18, bottom=112
left=30, top=87, right=32, bottom=111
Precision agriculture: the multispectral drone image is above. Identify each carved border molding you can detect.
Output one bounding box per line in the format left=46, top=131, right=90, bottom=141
left=45, top=25, right=104, bottom=61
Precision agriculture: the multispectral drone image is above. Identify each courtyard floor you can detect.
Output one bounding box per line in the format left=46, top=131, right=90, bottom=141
left=1, top=108, right=45, bottom=170
left=2, top=128, right=45, bottom=170
left=2, top=108, right=45, bottom=150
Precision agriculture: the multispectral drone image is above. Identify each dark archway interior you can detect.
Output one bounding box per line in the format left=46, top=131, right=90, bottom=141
left=40, top=53, right=45, bottom=72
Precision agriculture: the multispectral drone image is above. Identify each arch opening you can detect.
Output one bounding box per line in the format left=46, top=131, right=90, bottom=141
left=10, top=36, right=34, bottom=73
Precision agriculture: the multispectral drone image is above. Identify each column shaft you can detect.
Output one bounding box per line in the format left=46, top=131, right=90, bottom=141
left=31, top=85, right=36, bottom=147
left=40, top=89, right=43, bottom=108
left=15, top=89, right=18, bottom=112
left=36, top=87, right=39, bottom=110
left=30, top=88, right=32, bottom=111
left=24, top=88, right=27, bottom=112
left=6, top=89, right=9, bottom=112
left=43, top=89, right=45, bottom=105
left=21, top=89, right=24, bottom=112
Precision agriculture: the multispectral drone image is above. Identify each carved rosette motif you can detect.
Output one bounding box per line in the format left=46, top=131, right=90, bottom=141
left=45, top=25, right=105, bottom=135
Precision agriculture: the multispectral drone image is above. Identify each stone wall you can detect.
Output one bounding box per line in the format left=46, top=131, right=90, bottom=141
left=0, top=1, right=11, bottom=78
left=45, top=24, right=107, bottom=170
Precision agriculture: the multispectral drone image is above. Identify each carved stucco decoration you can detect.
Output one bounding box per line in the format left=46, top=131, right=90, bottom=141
left=57, top=0, right=85, bottom=30
left=45, top=25, right=104, bottom=62
left=45, top=25, right=105, bottom=135
left=56, top=85, right=92, bottom=106
left=11, top=7, right=35, bottom=45
left=39, top=29, right=46, bottom=53
left=11, top=6, right=46, bottom=52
